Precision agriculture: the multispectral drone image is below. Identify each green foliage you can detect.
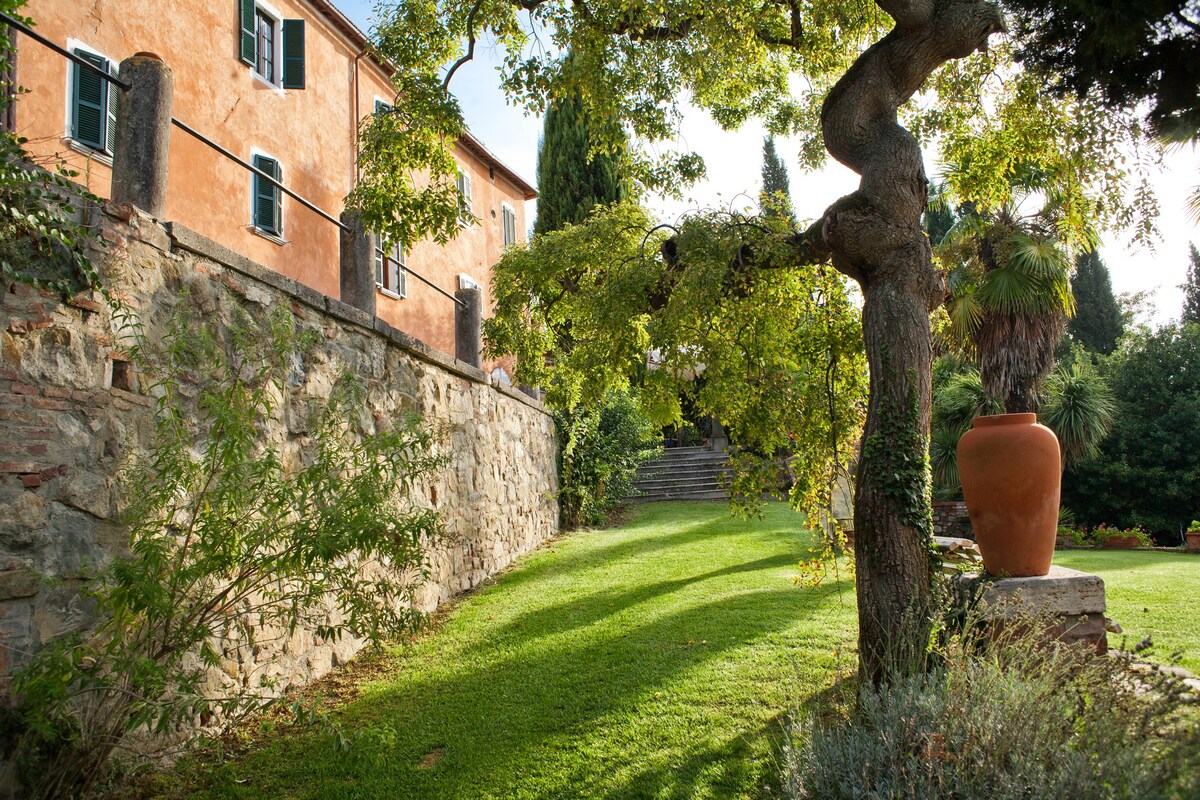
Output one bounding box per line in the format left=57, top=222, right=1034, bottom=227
left=1005, top=0, right=1200, bottom=139
left=7, top=302, right=447, bottom=798
left=861, top=377, right=932, bottom=537
left=937, top=164, right=1082, bottom=412
left=783, top=608, right=1200, bottom=800
left=1063, top=323, right=1200, bottom=535
left=917, top=42, right=1158, bottom=245
left=358, top=2, right=1155, bottom=247
left=484, top=202, right=867, bottom=525
left=0, top=1, right=104, bottom=297
left=1038, top=360, right=1115, bottom=466
left=556, top=388, right=661, bottom=529
left=929, top=367, right=1001, bottom=495
left=1089, top=523, right=1153, bottom=547
left=534, top=74, right=627, bottom=237
left=759, top=136, right=795, bottom=223
left=1183, top=243, right=1200, bottom=325
left=1068, top=250, right=1124, bottom=354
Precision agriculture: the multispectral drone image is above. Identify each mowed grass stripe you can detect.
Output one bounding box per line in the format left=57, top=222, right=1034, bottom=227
left=177, top=502, right=857, bottom=800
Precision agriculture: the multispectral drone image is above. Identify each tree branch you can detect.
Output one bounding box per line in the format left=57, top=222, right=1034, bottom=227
left=571, top=0, right=696, bottom=41
left=755, top=0, right=805, bottom=48
left=443, top=0, right=486, bottom=90
left=875, top=0, right=935, bottom=28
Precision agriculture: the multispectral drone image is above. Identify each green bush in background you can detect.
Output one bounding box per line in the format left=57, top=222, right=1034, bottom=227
left=556, top=388, right=661, bottom=529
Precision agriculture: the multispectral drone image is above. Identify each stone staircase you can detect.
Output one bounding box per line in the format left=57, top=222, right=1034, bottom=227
left=628, top=446, right=730, bottom=502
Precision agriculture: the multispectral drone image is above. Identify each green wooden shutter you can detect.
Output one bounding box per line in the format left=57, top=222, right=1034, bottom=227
left=281, top=19, right=305, bottom=89
left=72, top=49, right=108, bottom=151
left=238, top=0, right=256, bottom=66
left=106, top=63, right=119, bottom=156
left=252, top=155, right=281, bottom=235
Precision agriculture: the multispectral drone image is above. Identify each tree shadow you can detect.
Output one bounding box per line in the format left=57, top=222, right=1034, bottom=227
left=196, top=581, right=851, bottom=799
left=496, top=503, right=813, bottom=594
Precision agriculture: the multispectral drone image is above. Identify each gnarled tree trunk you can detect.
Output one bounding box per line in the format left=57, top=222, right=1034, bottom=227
left=818, top=0, right=1005, bottom=683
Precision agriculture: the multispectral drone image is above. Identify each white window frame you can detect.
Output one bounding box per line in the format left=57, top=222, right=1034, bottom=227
left=63, top=38, right=117, bottom=163
left=456, top=170, right=473, bottom=226
left=375, top=234, right=407, bottom=299
left=251, top=0, right=284, bottom=90
left=249, top=146, right=285, bottom=243
left=501, top=202, right=517, bottom=246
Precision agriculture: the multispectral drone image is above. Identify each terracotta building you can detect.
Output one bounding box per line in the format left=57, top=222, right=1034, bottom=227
left=10, top=0, right=536, bottom=366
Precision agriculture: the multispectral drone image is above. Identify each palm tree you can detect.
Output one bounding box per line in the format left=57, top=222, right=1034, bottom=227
left=935, top=164, right=1094, bottom=413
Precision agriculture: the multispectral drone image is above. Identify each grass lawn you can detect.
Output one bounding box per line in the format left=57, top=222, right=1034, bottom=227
left=164, top=501, right=857, bottom=800
left=1054, top=549, right=1200, bottom=673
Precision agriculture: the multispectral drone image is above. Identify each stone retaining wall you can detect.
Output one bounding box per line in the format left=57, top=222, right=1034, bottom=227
left=933, top=500, right=972, bottom=540
left=0, top=204, right=558, bottom=690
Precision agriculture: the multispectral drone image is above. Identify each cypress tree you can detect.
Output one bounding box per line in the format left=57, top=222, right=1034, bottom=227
left=1069, top=250, right=1124, bottom=354
left=1183, top=243, right=1200, bottom=325
left=759, top=136, right=795, bottom=223
left=533, top=90, right=625, bottom=236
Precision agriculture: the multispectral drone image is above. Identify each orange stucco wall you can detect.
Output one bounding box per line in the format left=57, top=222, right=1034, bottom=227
left=375, top=141, right=527, bottom=368
left=14, top=0, right=530, bottom=367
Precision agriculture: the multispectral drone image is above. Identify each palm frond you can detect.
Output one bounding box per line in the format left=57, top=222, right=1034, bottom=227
left=976, top=267, right=1044, bottom=316
left=946, top=290, right=984, bottom=340
left=929, top=424, right=963, bottom=494
left=1007, top=233, right=1070, bottom=281
left=1039, top=364, right=1115, bottom=469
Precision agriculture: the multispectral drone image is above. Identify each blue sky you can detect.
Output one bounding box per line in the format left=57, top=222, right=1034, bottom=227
left=333, top=0, right=1200, bottom=323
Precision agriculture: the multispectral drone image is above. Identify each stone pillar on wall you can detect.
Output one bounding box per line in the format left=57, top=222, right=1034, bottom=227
left=338, top=210, right=376, bottom=316
left=455, top=286, right=482, bottom=368
left=111, top=54, right=173, bottom=218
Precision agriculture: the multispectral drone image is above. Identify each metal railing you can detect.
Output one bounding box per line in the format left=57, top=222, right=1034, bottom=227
left=1, top=11, right=464, bottom=309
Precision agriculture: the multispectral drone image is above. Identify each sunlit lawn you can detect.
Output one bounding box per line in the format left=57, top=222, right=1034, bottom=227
left=1055, top=548, right=1200, bottom=673
left=164, top=501, right=857, bottom=799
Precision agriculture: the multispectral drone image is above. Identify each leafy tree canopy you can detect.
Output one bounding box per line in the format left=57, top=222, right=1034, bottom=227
left=363, top=0, right=1162, bottom=683
left=483, top=202, right=867, bottom=516
left=1004, top=0, right=1200, bottom=138
left=356, top=0, right=1157, bottom=249
left=1063, top=323, right=1200, bottom=536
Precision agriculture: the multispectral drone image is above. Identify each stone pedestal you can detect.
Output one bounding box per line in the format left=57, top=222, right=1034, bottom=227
left=954, top=565, right=1108, bottom=653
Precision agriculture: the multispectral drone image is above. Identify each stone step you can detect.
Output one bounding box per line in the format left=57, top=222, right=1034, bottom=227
left=635, top=464, right=729, bottom=479
left=636, top=453, right=729, bottom=471
left=634, top=476, right=729, bottom=492
left=627, top=489, right=729, bottom=503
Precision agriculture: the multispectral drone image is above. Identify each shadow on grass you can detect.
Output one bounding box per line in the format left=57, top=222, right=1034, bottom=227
left=194, top=584, right=848, bottom=799
left=496, top=502, right=812, bottom=595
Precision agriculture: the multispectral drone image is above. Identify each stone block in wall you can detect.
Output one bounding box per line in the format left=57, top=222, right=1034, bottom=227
left=0, top=209, right=559, bottom=714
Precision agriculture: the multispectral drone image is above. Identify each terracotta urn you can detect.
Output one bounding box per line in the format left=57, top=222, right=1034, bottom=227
left=957, top=413, right=1061, bottom=577
left=1186, top=531, right=1200, bottom=553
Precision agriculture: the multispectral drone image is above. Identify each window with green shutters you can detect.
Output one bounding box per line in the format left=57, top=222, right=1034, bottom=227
left=252, top=154, right=282, bottom=236
left=70, top=47, right=117, bottom=155
left=502, top=203, right=517, bottom=246
left=456, top=171, right=473, bottom=225
left=281, top=20, right=304, bottom=89
left=238, top=0, right=304, bottom=89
